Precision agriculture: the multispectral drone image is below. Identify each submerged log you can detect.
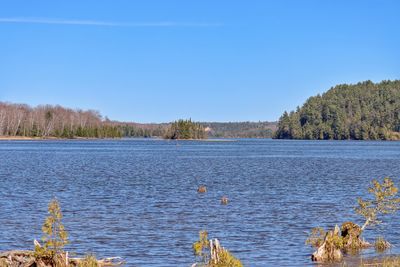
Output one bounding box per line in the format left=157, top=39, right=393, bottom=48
left=0, top=250, right=36, bottom=267
left=221, top=196, right=229, bottom=205
left=69, top=256, right=124, bottom=266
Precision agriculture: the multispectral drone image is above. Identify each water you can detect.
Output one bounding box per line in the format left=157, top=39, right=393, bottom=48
left=0, top=139, right=400, bottom=266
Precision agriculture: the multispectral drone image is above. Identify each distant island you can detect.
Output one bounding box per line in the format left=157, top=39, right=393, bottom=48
left=0, top=102, right=276, bottom=139
left=275, top=80, right=400, bottom=140
left=164, top=119, right=206, bottom=139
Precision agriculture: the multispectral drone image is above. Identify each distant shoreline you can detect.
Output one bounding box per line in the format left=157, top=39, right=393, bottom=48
left=0, top=136, right=117, bottom=141
left=167, top=138, right=237, bottom=142
left=0, top=136, right=242, bottom=142
left=1, top=136, right=398, bottom=142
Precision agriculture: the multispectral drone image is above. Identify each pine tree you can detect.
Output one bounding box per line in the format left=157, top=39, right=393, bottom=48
left=40, top=198, right=68, bottom=257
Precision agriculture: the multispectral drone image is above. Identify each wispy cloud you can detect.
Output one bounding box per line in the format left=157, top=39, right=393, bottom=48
left=0, top=17, right=221, bottom=27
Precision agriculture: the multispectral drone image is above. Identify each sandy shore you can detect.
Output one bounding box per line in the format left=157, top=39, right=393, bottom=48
left=0, top=136, right=45, bottom=140
left=0, top=136, right=103, bottom=141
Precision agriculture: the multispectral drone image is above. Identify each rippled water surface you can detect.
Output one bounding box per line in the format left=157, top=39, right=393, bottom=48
left=1, top=139, right=400, bottom=266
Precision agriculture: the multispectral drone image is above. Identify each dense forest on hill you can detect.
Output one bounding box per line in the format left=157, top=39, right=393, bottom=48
left=275, top=80, right=400, bottom=140
left=164, top=119, right=206, bottom=139
left=0, top=102, right=275, bottom=139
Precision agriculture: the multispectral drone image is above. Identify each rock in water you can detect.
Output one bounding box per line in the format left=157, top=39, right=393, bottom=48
left=197, top=185, right=207, bottom=193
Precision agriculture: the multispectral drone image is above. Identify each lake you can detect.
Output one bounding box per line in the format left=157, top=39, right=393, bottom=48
left=0, top=139, right=400, bottom=266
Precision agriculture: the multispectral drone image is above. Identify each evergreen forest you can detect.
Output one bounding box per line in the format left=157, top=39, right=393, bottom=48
left=275, top=80, right=400, bottom=140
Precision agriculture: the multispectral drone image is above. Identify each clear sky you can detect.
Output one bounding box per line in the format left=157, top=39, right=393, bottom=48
left=0, top=1, right=399, bottom=123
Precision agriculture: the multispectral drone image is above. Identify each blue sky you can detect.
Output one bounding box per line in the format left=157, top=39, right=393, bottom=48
left=0, top=1, right=399, bottom=122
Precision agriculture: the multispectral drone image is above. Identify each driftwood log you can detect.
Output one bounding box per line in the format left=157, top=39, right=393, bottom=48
left=0, top=250, right=35, bottom=267
left=0, top=250, right=123, bottom=267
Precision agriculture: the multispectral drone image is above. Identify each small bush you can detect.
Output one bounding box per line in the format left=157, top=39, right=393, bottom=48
left=193, top=230, right=210, bottom=264
left=355, top=178, right=400, bottom=231
left=42, top=198, right=68, bottom=254
left=375, top=236, right=391, bottom=252
left=34, top=198, right=69, bottom=265
left=306, top=227, right=326, bottom=248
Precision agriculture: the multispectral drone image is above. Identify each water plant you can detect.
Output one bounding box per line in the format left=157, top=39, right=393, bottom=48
left=193, top=230, right=210, bottom=264
left=374, top=236, right=391, bottom=252
left=77, top=254, right=99, bottom=267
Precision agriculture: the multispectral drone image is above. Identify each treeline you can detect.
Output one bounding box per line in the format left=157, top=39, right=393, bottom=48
left=0, top=102, right=277, bottom=139
left=275, top=80, right=400, bottom=140
left=0, top=102, right=121, bottom=138
left=202, top=121, right=276, bottom=138
left=164, top=119, right=206, bottom=139
left=119, top=123, right=168, bottom=138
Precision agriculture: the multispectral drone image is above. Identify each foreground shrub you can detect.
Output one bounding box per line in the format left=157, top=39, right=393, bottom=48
left=34, top=198, right=69, bottom=264
left=307, top=178, right=400, bottom=262
left=356, top=178, right=400, bottom=232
